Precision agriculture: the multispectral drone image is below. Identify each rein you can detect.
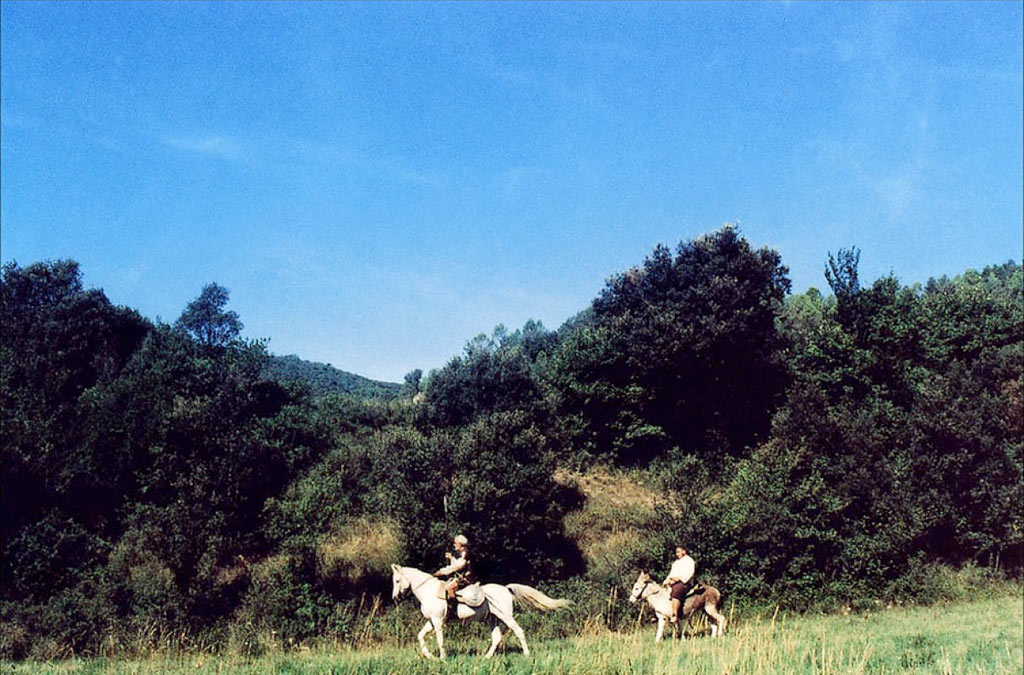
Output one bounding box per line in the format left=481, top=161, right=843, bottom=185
left=640, top=580, right=663, bottom=600
left=631, top=578, right=664, bottom=603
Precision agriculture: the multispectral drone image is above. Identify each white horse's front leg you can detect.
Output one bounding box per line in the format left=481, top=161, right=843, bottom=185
left=484, top=625, right=503, bottom=659
left=432, top=616, right=446, bottom=659
left=655, top=617, right=666, bottom=642
left=417, top=621, right=435, bottom=659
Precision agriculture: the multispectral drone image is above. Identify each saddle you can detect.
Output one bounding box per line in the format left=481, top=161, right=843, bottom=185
left=455, top=582, right=485, bottom=607
left=436, top=582, right=485, bottom=608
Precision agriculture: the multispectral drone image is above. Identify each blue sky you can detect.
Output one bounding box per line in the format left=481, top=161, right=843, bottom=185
left=2, top=1, right=1021, bottom=382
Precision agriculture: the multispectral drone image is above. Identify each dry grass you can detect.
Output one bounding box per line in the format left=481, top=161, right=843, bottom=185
left=316, top=516, right=403, bottom=584
left=557, top=468, right=671, bottom=577
left=556, top=467, right=662, bottom=510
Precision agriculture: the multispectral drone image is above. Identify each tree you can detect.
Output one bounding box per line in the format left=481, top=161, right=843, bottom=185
left=825, top=247, right=861, bottom=330
left=420, top=323, right=551, bottom=428
left=399, top=369, right=423, bottom=398
left=174, top=283, right=242, bottom=350
left=547, top=226, right=791, bottom=464
left=1, top=260, right=150, bottom=584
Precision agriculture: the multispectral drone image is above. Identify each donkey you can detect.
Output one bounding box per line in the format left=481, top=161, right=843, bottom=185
left=628, top=570, right=726, bottom=642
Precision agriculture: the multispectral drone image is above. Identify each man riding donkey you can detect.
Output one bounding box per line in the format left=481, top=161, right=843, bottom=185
left=663, top=545, right=696, bottom=624
left=433, top=534, right=477, bottom=606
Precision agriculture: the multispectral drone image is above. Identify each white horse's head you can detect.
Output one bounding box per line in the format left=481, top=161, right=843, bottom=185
left=628, top=571, right=652, bottom=604
left=391, top=564, right=411, bottom=601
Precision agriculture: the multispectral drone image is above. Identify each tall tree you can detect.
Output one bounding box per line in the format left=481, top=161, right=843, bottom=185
left=825, top=247, right=861, bottom=330
left=1, top=260, right=149, bottom=570
left=548, top=226, right=791, bottom=464
left=174, top=283, right=242, bottom=351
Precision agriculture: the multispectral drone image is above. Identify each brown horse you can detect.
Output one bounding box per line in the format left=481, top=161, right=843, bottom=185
left=628, top=571, right=727, bottom=641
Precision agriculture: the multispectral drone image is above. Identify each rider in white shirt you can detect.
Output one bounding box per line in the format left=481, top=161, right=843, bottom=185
left=663, top=546, right=695, bottom=623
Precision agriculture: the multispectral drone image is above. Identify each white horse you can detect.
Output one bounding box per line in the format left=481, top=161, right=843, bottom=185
left=390, top=564, right=571, bottom=659
left=628, top=570, right=727, bottom=642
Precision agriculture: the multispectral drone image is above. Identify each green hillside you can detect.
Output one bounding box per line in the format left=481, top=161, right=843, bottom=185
left=262, top=354, right=400, bottom=399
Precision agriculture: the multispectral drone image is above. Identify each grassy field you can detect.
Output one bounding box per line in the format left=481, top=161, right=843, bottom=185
left=6, top=591, right=1021, bottom=674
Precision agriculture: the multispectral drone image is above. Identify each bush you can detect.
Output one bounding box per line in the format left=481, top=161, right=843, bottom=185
left=885, top=558, right=1010, bottom=606
left=235, top=553, right=341, bottom=646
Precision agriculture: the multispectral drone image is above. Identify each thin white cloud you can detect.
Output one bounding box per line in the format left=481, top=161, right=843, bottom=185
left=474, top=53, right=536, bottom=88
left=373, top=154, right=446, bottom=188
left=494, top=165, right=548, bottom=200
left=873, top=172, right=918, bottom=222
left=162, top=134, right=242, bottom=160
left=281, top=139, right=445, bottom=188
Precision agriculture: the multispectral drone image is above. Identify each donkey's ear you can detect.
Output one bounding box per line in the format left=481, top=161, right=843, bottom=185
left=390, top=564, right=399, bottom=572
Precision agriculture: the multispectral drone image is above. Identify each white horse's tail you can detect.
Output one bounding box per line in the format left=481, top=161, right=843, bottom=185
left=506, top=583, right=572, bottom=611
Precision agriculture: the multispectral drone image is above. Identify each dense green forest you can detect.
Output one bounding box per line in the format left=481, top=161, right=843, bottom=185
left=262, top=354, right=401, bottom=400
left=2, top=226, right=1021, bottom=659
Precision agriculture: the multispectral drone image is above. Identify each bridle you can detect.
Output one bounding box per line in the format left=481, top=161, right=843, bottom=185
left=639, top=580, right=662, bottom=600
left=631, top=576, right=662, bottom=603
left=395, top=567, right=438, bottom=596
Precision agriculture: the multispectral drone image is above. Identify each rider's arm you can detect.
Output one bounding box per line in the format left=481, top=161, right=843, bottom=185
left=435, top=554, right=467, bottom=577
left=662, top=562, right=675, bottom=585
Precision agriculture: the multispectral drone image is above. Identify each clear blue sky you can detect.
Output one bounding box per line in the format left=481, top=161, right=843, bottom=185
left=3, top=1, right=1021, bottom=382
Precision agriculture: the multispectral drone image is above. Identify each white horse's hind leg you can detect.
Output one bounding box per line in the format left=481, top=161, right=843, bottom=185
left=501, top=615, right=530, bottom=655
left=484, top=624, right=503, bottom=659
left=488, top=590, right=530, bottom=656
left=417, top=621, right=435, bottom=659
left=705, top=606, right=727, bottom=637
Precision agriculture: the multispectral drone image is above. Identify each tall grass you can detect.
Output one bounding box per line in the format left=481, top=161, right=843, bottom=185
left=6, top=587, right=1021, bottom=674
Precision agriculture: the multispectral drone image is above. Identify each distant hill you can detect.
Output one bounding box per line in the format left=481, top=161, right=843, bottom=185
left=262, top=354, right=401, bottom=399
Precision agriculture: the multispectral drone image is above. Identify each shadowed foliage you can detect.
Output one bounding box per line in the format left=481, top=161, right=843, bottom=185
left=2, top=231, right=1020, bottom=658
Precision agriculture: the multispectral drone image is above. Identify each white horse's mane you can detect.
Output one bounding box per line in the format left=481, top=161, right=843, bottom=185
left=397, top=565, right=433, bottom=587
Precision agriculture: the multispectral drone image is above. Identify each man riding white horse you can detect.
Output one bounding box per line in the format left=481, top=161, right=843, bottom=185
left=391, top=555, right=571, bottom=658
left=434, top=534, right=475, bottom=602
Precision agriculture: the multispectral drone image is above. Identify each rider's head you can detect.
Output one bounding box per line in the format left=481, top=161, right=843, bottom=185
left=454, top=534, right=469, bottom=551
left=676, top=546, right=687, bottom=558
